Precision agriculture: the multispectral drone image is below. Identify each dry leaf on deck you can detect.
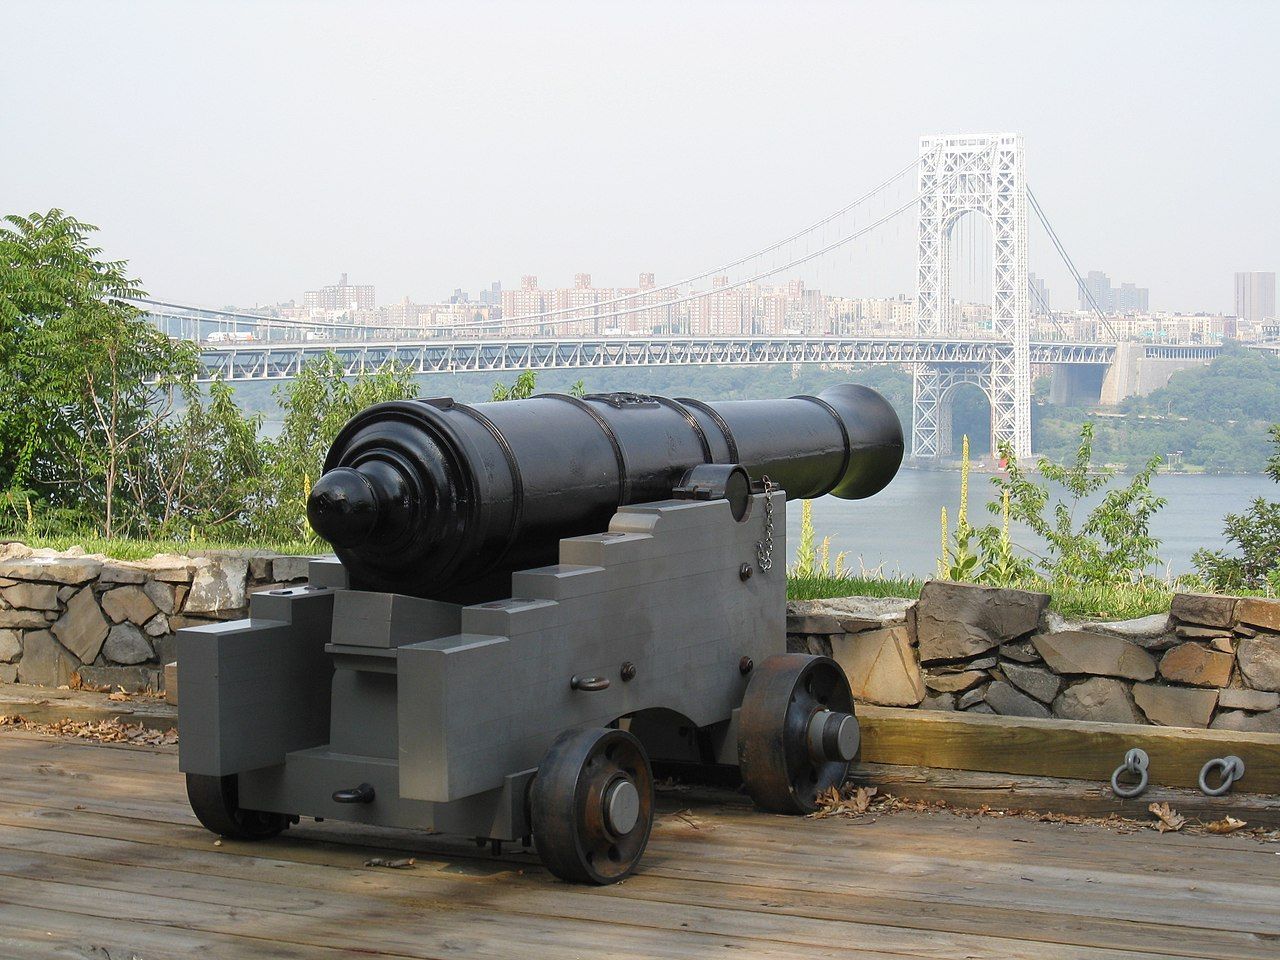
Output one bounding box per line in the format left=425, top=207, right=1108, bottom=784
left=1148, top=802, right=1186, bottom=833
left=108, top=688, right=131, bottom=702
left=809, top=785, right=878, bottom=819
left=1204, top=816, right=1247, bottom=834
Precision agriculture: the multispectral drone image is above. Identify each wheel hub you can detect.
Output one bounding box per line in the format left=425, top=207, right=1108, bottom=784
left=603, top=776, right=640, bottom=835
left=807, top=709, right=859, bottom=763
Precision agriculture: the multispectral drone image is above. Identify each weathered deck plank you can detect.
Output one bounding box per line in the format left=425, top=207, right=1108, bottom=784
left=0, top=731, right=1276, bottom=959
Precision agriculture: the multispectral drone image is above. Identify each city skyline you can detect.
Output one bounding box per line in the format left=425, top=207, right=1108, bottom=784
left=251, top=268, right=1263, bottom=348
left=3, top=2, right=1277, bottom=315
left=285, top=266, right=1272, bottom=325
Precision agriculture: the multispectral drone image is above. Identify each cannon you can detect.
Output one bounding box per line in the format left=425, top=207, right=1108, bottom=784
left=179, top=383, right=903, bottom=883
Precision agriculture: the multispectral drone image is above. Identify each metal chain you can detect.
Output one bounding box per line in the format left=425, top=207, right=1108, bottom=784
left=756, top=475, right=775, bottom=573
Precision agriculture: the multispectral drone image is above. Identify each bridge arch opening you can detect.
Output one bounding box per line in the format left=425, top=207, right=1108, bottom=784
left=944, top=210, right=994, bottom=327
left=941, top=381, right=993, bottom=460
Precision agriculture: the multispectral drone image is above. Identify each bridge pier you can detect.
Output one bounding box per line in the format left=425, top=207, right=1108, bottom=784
left=1049, top=363, right=1107, bottom=406
left=1099, top=341, right=1212, bottom=406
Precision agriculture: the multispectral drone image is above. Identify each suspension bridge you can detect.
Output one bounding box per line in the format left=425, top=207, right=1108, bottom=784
left=141, top=133, right=1244, bottom=459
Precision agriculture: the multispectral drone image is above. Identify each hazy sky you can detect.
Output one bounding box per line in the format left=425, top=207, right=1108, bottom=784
left=4, top=1, right=1277, bottom=314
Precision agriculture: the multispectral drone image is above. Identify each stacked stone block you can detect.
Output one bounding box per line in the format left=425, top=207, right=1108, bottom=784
left=788, top=582, right=1280, bottom=731
left=6, top=539, right=1280, bottom=732
left=0, top=545, right=311, bottom=692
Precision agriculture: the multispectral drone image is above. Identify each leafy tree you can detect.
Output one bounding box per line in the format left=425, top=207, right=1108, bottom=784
left=257, top=353, right=418, bottom=540
left=491, top=370, right=538, bottom=401
left=989, top=423, right=1166, bottom=585
left=0, top=210, right=196, bottom=536
left=1034, top=343, right=1280, bottom=473
left=1125, top=342, right=1280, bottom=422
left=139, top=380, right=267, bottom=537
left=1193, top=424, right=1280, bottom=590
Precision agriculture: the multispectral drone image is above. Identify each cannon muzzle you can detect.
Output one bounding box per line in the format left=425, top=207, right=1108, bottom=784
left=308, top=383, right=902, bottom=600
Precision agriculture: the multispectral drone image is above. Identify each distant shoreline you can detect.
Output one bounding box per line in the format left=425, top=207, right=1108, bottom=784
left=900, top=462, right=1266, bottom=478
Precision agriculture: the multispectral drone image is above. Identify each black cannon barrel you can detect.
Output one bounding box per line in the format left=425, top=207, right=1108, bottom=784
left=307, top=383, right=903, bottom=601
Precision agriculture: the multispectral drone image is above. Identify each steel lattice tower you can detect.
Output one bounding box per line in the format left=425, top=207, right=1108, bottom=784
left=912, top=133, right=1030, bottom=460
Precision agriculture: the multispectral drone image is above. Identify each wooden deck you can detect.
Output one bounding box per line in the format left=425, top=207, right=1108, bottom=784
left=0, top=731, right=1277, bottom=959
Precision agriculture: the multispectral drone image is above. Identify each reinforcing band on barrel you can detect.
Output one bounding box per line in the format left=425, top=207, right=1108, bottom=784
left=791, top=394, right=853, bottom=499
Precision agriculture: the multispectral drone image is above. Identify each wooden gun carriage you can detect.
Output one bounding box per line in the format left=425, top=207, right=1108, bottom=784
left=179, top=384, right=903, bottom=883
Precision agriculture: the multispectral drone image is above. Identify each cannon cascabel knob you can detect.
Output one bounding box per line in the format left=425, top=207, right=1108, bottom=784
left=307, top=461, right=414, bottom=548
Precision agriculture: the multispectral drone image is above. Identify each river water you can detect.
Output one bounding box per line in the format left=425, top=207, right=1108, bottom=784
left=784, top=469, right=1274, bottom=579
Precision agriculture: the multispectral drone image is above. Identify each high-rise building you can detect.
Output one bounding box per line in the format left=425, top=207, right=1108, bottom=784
left=1114, top=282, right=1149, bottom=313
left=1078, top=271, right=1113, bottom=312
left=1235, top=272, right=1276, bottom=322
left=478, top=281, right=502, bottom=307
left=302, top=272, right=375, bottom=311
left=1078, top=271, right=1148, bottom=313
left=1028, top=272, right=1050, bottom=315
left=502, top=276, right=549, bottom=326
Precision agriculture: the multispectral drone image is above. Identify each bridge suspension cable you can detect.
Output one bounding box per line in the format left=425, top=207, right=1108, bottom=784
left=1027, top=186, right=1117, bottom=340
left=145, top=144, right=1005, bottom=342
left=466, top=149, right=933, bottom=327
left=438, top=143, right=994, bottom=334
left=137, top=150, right=932, bottom=339
left=136, top=298, right=372, bottom=332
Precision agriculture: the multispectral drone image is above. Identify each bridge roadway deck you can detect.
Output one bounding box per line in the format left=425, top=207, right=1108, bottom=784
left=195, top=335, right=1130, bottom=381
left=0, top=730, right=1276, bottom=959
left=190, top=335, right=1257, bottom=382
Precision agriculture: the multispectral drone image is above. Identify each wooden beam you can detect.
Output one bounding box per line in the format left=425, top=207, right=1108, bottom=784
left=857, top=705, right=1280, bottom=793
left=0, top=682, right=176, bottom=731
left=849, top=762, right=1280, bottom=827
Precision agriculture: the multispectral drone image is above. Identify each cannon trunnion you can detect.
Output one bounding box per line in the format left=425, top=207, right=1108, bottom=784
left=178, top=384, right=902, bottom=884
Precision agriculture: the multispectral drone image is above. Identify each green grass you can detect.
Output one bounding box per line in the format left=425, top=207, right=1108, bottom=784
left=8, top=535, right=322, bottom=561
left=787, top=572, right=1189, bottom=621
left=787, top=574, right=925, bottom=603
left=1043, top=580, right=1174, bottom=620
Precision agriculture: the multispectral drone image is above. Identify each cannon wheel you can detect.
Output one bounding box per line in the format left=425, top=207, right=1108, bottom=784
left=186, top=773, right=290, bottom=841
left=531, top=727, right=654, bottom=884
left=738, top=653, right=858, bottom=814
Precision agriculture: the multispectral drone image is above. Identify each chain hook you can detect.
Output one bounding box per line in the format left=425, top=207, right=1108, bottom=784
left=1110, top=747, right=1150, bottom=799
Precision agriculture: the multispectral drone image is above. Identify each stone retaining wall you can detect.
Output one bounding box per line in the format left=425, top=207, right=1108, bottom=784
left=788, top=582, right=1280, bottom=732
left=7, top=543, right=1279, bottom=732
left=0, top=544, right=311, bottom=692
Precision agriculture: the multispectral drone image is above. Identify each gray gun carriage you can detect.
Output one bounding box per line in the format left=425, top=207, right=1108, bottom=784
left=179, top=383, right=904, bottom=883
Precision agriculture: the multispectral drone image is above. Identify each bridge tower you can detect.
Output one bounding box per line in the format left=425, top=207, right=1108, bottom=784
left=912, top=133, right=1030, bottom=460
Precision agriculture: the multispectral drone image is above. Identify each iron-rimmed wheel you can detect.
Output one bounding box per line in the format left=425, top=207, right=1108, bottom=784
left=186, top=773, right=290, bottom=840
left=531, top=727, right=655, bottom=884
left=738, top=653, right=859, bottom=813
